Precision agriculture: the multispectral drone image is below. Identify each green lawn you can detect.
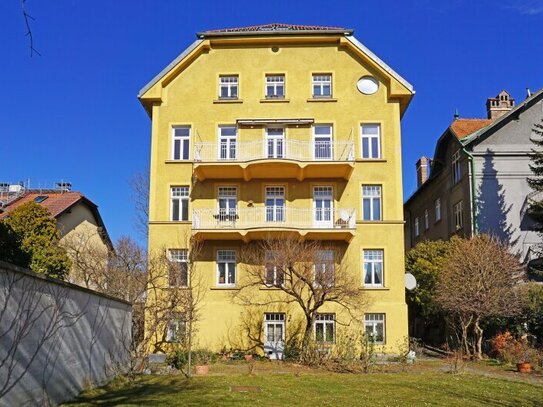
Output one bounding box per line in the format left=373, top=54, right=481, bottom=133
left=66, top=364, right=543, bottom=407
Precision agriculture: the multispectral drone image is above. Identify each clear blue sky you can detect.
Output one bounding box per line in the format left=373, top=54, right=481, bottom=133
left=1, top=0, right=542, bottom=245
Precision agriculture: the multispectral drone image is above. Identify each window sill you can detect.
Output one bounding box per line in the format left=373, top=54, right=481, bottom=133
left=213, top=99, right=243, bottom=104
left=149, top=220, right=191, bottom=225
left=361, top=286, right=390, bottom=291
left=259, top=286, right=284, bottom=290
left=210, top=286, right=238, bottom=290
left=165, top=160, right=193, bottom=164
left=307, top=97, right=337, bottom=102
left=260, top=98, right=290, bottom=103
left=355, top=159, right=387, bottom=163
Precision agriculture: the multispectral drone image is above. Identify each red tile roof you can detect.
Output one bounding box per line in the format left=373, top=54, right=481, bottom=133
left=0, top=191, right=85, bottom=219
left=204, top=23, right=348, bottom=33
left=450, top=118, right=493, bottom=139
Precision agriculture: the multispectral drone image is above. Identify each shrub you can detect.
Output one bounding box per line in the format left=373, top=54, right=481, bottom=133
left=490, top=331, right=541, bottom=364
left=165, top=349, right=188, bottom=370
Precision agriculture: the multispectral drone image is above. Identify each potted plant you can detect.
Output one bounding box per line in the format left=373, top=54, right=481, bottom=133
left=516, top=345, right=539, bottom=373
left=194, top=350, right=215, bottom=375
left=244, top=353, right=253, bottom=362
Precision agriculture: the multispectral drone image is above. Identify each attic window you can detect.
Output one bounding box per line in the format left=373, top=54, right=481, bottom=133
left=34, top=195, right=48, bottom=203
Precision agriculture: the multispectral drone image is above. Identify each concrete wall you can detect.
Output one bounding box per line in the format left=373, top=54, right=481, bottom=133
left=0, top=261, right=132, bottom=406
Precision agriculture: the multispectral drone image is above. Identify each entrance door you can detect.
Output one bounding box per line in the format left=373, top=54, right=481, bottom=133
left=266, top=128, right=284, bottom=159
left=264, top=313, right=285, bottom=360
left=313, top=186, right=333, bottom=228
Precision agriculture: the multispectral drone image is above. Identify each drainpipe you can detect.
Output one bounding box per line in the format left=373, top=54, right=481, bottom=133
left=462, top=146, right=478, bottom=236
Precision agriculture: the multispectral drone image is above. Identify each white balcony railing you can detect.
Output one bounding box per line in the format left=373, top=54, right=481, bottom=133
left=194, top=140, right=354, bottom=162
left=192, top=207, right=356, bottom=230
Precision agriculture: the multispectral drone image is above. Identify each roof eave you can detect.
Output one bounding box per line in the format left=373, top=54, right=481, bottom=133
left=196, top=29, right=353, bottom=39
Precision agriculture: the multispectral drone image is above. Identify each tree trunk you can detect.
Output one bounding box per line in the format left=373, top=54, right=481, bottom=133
left=473, top=317, right=483, bottom=360
left=301, top=314, right=314, bottom=357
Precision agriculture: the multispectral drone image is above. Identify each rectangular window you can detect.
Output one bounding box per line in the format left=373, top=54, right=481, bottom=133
left=361, top=124, right=381, bottom=159
left=313, top=186, right=333, bottom=226
left=265, top=251, right=284, bottom=287
left=362, top=185, right=382, bottom=221
left=171, top=186, right=189, bottom=221
left=363, top=249, right=383, bottom=287
left=166, top=312, right=187, bottom=343
left=217, top=250, right=236, bottom=286
left=168, top=249, right=188, bottom=287
left=217, top=186, right=237, bottom=222
left=364, top=313, right=385, bottom=344
left=435, top=198, right=442, bottom=222
left=266, top=128, right=284, bottom=159
left=452, top=150, right=462, bottom=184
left=265, top=74, right=285, bottom=98
left=315, top=314, right=335, bottom=343
left=218, top=126, right=237, bottom=160
left=172, top=126, right=190, bottom=160
left=265, top=186, right=285, bottom=222
left=312, top=74, right=332, bottom=97
left=424, top=209, right=429, bottom=230
left=454, top=201, right=463, bottom=230
left=219, top=75, right=238, bottom=99
left=414, top=217, right=420, bottom=237
left=314, top=250, right=334, bottom=287
left=313, top=125, right=333, bottom=160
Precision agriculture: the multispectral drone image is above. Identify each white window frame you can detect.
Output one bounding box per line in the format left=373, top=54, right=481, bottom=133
left=218, top=126, right=237, bottom=160
left=435, top=198, right=442, bottom=222
left=362, top=185, right=382, bottom=221
left=265, top=74, right=285, bottom=99
left=414, top=217, right=420, bottom=237
left=265, top=186, right=285, bottom=223
left=363, top=249, right=384, bottom=288
left=166, top=312, right=187, bottom=343
left=312, top=74, right=332, bottom=97
left=217, top=249, right=236, bottom=287
left=219, top=75, right=239, bottom=99
left=313, top=186, right=333, bottom=227
left=171, top=186, right=189, bottom=221
left=171, top=126, right=190, bottom=160
left=313, top=124, right=333, bottom=160
left=452, top=150, right=462, bottom=184
left=314, top=250, right=334, bottom=288
left=361, top=124, right=381, bottom=159
left=424, top=209, right=429, bottom=230
left=364, top=313, right=385, bottom=344
left=314, top=313, right=335, bottom=343
left=217, top=186, right=238, bottom=221
left=454, top=200, right=464, bottom=230
left=168, top=249, right=188, bottom=287
left=265, top=251, right=284, bottom=287
left=266, top=127, right=285, bottom=159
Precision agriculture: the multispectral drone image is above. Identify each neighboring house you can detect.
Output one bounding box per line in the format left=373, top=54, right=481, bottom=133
left=0, top=183, right=113, bottom=284
left=404, top=89, right=543, bottom=264
left=139, top=23, right=414, bottom=356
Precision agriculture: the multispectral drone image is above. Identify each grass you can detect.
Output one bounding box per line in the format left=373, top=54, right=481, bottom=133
left=65, top=361, right=543, bottom=407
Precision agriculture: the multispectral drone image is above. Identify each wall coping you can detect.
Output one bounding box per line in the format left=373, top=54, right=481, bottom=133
left=0, top=260, right=133, bottom=307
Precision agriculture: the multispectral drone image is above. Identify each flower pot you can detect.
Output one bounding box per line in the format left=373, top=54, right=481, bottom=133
left=244, top=354, right=253, bottom=362
left=516, top=362, right=532, bottom=373
left=195, top=365, right=209, bottom=375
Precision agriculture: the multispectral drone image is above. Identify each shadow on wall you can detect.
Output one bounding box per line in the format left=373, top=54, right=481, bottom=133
left=476, top=150, right=518, bottom=250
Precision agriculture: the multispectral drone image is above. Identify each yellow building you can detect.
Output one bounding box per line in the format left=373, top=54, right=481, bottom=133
left=139, top=23, right=414, bottom=357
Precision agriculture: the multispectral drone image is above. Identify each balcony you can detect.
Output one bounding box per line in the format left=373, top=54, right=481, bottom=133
left=192, top=207, right=356, bottom=242
left=193, top=139, right=354, bottom=181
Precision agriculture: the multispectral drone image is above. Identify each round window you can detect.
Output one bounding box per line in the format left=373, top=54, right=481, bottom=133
left=357, top=76, right=379, bottom=95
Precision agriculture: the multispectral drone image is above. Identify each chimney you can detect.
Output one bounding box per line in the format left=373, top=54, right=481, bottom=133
left=486, top=90, right=515, bottom=120
left=416, top=156, right=431, bottom=188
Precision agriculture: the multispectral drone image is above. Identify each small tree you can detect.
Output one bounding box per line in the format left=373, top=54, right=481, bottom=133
left=1, top=202, right=70, bottom=279
left=436, top=235, right=524, bottom=359
left=234, top=236, right=367, bottom=358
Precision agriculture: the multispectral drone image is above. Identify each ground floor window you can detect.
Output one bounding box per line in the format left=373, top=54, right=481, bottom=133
left=166, top=312, right=186, bottom=343
left=314, top=313, right=335, bottom=343
left=364, top=313, right=385, bottom=344
left=217, top=250, right=236, bottom=286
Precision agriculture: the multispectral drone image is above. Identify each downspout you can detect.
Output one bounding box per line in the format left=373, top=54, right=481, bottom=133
left=462, top=146, right=478, bottom=236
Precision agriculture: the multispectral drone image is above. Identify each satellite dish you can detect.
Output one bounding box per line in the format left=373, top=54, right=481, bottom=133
left=405, top=273, right=417, bottom=291
left=339, top=210, right=350, bottom=222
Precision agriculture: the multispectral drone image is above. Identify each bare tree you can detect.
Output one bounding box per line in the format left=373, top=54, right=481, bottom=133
left=129, top=170, right=150, bottom=240
left=436, top=235, right=524, bottom=359
left=234, top=235, right=367, bottom=357
left=21, top=0, right=40, bottom=57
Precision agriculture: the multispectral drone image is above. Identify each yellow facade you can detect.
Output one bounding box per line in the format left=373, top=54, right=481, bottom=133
left=140, top=25, right=414, bottom=355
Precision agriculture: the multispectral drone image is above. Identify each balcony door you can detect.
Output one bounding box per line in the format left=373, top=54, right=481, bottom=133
left=219, top=126, right=237, bottom=160
left=313, top=125, right=333, bottom=160
left=217, top=186, right=237, bottom=223
left=264, top=313, right=285, bottom=360
left=266, top=128, right=284, bottom=159
left=313, top=186, right=333, bottom=228
left=266, top=186, right=285, bottom=223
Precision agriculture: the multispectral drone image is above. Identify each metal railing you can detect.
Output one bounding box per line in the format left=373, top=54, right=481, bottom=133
left=194, top=139, right=354, bottom=162
left=192, top=207, right=356, bottom=230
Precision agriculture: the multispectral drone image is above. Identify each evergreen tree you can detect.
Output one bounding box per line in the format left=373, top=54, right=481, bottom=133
left=2, top=202, right=71, bottom=279
left=527, top=119, right=543, bottom=225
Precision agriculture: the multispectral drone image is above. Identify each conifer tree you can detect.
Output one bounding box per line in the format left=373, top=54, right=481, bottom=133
left=527, top=120, right=543, bottom=225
